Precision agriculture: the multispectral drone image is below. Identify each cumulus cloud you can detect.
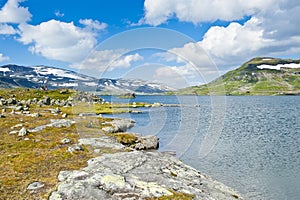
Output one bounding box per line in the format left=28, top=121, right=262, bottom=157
left=71, top=49, right=143, bottom=75
left=0, top=0, right=32, bottom=24
left=0, top=23, right=17, bottom=34
left=17, top=19, right=107, bottom=62
left=143, top=0, right=274, bottom=25
left=0, top=53, right=9, bottom=62
left=155, top=1, right=300, bottom=68
left=79, top=19, right=108, bottom=31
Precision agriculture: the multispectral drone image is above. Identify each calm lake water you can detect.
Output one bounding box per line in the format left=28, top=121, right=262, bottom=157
left=102, top=95, right=300, bottom=200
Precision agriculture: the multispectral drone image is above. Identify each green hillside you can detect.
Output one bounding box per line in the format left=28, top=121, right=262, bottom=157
left=177, top=57, right=300, bottom=95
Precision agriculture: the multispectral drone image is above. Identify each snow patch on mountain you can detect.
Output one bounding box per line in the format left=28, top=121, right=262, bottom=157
left=257, top=63, right=300, bottom=70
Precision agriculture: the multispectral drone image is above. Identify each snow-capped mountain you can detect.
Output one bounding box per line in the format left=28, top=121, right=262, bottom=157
left=0, top=64, right=174, bottom=94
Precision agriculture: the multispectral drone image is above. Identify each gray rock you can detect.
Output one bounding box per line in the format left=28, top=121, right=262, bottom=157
left=68, top=145, right=84, bottom=152
left=15, top=106, right=23, bottom=111
left=57, top=171, right=72, bottom=182
left=43, top=96, right=51, bottom=105
left=51, top=107, right=61, bottom=114
left=61, top=138, right=71, bottom=144
left=7, top=98, right=17, bottom=105
left=79, top=136, right=125, bottom=150
left=31, top=113, right=42, bottom=117
left=9, top=130, right=18, bottom=135
left=27, top=181, right=45, bottom=190
left=50, top=151, right=243, bottom=200
left=62, top=113, right=68, bottom=118
left=30, top=119, right=75, bottom=132
left=78, top=112, right=97, bottom=117
left=132, top=135, right=159, bottom=150
left=102, top=118, right=135, bottom=133
left=18, top=127, right=28, bottom=136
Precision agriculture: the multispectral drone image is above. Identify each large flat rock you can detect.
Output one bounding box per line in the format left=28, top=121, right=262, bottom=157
left=50, top=151, right=242, bottom=200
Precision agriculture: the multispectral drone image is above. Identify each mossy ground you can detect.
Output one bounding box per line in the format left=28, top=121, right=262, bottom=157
left=146, top=191, right=195, bottom=200
left=0, top=111, right=93, bottom=200
left=0, top=88, right=145, bottom=200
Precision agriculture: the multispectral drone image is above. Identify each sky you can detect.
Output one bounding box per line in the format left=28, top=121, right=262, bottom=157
left=0, top=0, right=300, bottom=88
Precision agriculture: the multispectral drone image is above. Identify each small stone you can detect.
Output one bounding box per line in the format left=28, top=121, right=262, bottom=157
left=27, top=181, right=45, bottom=190
left=31, top=113, right=42, bottom=117
left=15, top=106, right=23, bottom=111
left=9, top=130, right=18, bottom=135
left=11, top=123, right=23, bottom=129
left=0, top=114, right=5, bottom=118
left=61, top=138, right=71, bottom=144
left=62, top=113, right=68, bottom=118
left=18, top=127, right=28, bottom=137
left=68, top=145, right=83, bottom=152
left=43, top=96, right=51, bottom=105
left=2, top=108, right=6, bottom=113
left=24, top=137, right=30, bottom=141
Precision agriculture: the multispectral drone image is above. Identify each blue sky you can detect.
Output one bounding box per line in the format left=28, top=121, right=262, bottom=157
left=0, top=0, right=299, bottom=88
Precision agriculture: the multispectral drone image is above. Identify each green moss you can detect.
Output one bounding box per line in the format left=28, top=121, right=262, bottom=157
left=113, top=133, right=137, bottom=145
left=146, top=191, right=195, bottom=200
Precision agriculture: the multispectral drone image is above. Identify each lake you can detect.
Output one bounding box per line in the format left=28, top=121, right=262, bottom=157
left=102, top=95, right=300, bottom=200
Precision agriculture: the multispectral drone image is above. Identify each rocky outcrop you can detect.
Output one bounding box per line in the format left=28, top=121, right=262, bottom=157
left=102, top=118, right=135, bottom=133
left=49, top=151, right=242, bottom=200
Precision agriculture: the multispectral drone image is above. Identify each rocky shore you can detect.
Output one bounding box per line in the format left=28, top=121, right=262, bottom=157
left=50, top=117, right=243, bottom=200
left=0, top=89, right=243, bottom=199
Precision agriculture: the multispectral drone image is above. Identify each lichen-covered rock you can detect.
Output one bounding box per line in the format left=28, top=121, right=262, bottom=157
left=132, top=135, right=159, bottom=150
left=102, top=118, right=135, bottom=133
left=50, top=151, right=243, bottom=200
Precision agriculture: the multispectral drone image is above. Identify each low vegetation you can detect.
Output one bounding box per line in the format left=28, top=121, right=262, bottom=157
left=0, top=88, right=146, bottom=199
left=177, top=57, right=300, bottom=96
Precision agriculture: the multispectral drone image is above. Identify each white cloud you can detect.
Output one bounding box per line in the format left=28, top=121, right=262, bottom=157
left=79, top=19, right=108, bottom=31
left=156, top=1, right=300, bottom=69
left=0, top=53, right=9, bottom=62
left=143, top=0, right=274, bottom=25
left=0, top=23, right=17, bottom=34
left=0, top=0, right=32, bottom=24
left=71, top=49, right=143, bottom=75
left=17, top=19, right=106, bottom=62
left=199, top=17, right=272, bottom=65
left=55, top=10, right=64, bottom=18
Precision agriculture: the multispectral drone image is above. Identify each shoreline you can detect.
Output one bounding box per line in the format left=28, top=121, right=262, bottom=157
left=50, top=115, right=244, bottom=200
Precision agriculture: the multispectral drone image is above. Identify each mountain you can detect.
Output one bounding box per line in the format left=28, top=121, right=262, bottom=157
left=0, top=64, right=174, bottom=94
left=177, top=57, right=300, bottom=95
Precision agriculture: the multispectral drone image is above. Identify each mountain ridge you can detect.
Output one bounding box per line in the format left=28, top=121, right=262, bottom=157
left=177, top=57, right=300, bottom=95
left=0, top=64, right=174, bottom=94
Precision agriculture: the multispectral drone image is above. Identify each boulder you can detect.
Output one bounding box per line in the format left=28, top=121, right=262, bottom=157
left=132, top=135, right=159, bottom=150
left=102, top=119, right=135, bottom=133
left=49, top=151, right=243, bottom=200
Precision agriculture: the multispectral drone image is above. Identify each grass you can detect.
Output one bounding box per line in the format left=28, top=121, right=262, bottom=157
left=0, top=88, right=150, bottom=200
left=146, top=191, right=195, bottom=200
left=0, top=88, right=75, bottom=101
left=176, top=57, right=300, bottom=96
left=0, top=113, right=93, bottom=200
